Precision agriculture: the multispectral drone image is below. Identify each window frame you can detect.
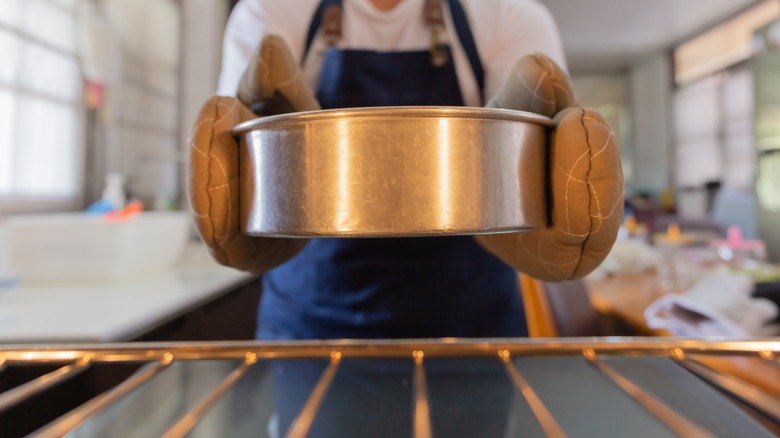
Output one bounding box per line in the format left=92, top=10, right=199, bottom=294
left=0, top=0, right=86, bottom=214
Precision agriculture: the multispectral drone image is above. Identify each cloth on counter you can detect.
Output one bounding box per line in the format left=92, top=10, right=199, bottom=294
left=644, top=272, right=779, bottom=337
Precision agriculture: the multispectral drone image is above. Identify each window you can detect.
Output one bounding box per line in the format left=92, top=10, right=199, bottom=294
left=571, top=74, right=633, bottom=184
left=674, top=0, right=780, bottom=86
left=0, top=0, right=83, bottom=212
left=673, top=68, right=755, bottom=190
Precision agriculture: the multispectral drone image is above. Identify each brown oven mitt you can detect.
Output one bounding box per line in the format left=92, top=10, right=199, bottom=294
left=475, top=54, right=624, bottom=281
left=188, top=35, right=320, bottom=274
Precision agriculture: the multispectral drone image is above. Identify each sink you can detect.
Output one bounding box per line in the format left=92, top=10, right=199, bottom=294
left=5, top=211, right=191, bottom=283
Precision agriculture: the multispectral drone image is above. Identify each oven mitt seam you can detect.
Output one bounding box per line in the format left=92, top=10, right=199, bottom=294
left=476, top=53, right=623, bottom=281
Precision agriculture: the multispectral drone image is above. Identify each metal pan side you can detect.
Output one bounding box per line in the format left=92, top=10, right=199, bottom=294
left=236, top=106, right=552, bottom=237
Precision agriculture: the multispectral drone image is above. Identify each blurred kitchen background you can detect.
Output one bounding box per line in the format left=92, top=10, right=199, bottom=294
left=4, top=2, right=780, bottom=435
left=1, top=0, right=780, bottom=253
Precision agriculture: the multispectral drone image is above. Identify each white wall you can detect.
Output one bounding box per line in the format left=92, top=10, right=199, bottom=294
left=571, top=74, right=633, bottom=183
left=82, top=0, right=181, bottom=207
left=178, top=0, right=228, bottom=208
left=179, top=0, right=228, bottom=167
left=83, top=0, right=227, bottom=209
left=629, top=53, right=673, bottom=194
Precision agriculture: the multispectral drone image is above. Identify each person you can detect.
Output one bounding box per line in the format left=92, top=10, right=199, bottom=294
left=188, top=0, right=624, bottom=341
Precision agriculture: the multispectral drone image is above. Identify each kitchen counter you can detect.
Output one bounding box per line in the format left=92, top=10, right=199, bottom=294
left=0, top=242, right=256, bottom=343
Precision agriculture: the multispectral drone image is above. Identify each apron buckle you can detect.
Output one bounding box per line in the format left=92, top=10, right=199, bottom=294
left=322, top=4, right=342, bottom=47
left=426, top=0, right=449, bottom=67
left=429, top=25, right=449, bottom=67
left=430, top=43, right=450, bottom=67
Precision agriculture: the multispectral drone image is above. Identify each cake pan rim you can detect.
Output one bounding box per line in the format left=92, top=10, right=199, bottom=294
left=232, top=105, right=553, bottom=135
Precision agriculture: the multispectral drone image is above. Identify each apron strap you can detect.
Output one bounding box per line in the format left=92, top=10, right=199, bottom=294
left=302, top=0, right=485, bottom=103
left=447, top=0, right=485, bottom=104
left=303, top=0, right=341, bottom=63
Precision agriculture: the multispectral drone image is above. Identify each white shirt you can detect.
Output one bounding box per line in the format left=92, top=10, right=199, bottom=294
left=218, top=0, right=567, bottom=107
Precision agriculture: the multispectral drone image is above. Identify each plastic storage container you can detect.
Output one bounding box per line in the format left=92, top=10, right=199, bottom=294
left=6, top=211, right=191, bottom=283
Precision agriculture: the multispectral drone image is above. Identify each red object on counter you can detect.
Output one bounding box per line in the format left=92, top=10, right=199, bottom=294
left=104, top=200, right=144, bottom=222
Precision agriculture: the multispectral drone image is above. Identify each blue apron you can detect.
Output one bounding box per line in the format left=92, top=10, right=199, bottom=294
left=257, top=0, right=527, bottom=340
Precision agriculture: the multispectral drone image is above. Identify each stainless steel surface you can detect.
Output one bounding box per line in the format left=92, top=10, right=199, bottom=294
left=0, top=358, right=89, bottom=412
left=287, top=352, right=342, bottom=438
left=500, top=350, right=567, bottom=438
left=585, top=351, right=714, bottom=437
left=33, top=358, right=172, bottom=438
left=162, top=354, right=257, bottom=438
left=413, top=351, right=432, bottom=438
left=233, top=106, right=551, bottom=237
left=1, top=338, right=778, bottom=437
left=679, top=359, right=780, bottom=422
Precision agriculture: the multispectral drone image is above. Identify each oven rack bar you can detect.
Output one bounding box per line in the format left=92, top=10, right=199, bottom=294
left=2, top=338, right=779, bottom=363
left=0, top=338, right=776, bottom=438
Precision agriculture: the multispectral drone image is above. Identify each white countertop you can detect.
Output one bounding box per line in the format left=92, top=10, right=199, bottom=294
left=0, top=243, right=255, bottom=343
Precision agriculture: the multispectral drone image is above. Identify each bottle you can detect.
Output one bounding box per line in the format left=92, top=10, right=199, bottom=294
left=101, top=173, right=127, bottom=211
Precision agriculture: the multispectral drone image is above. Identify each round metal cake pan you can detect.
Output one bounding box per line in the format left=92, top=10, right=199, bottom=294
left=233, top=106, right=552, bottom=237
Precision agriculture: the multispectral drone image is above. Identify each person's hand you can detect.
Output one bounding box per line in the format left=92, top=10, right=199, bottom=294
left=188, top=35, right=320, bottom=274
left=475, top=54, right=624, bottom=281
